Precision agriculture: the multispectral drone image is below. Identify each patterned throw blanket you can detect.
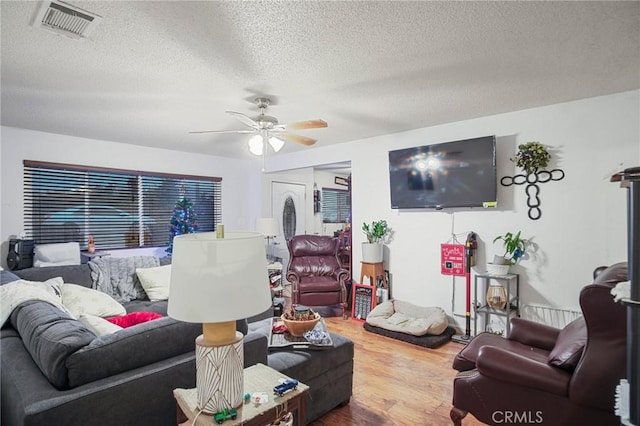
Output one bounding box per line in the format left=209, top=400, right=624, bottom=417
left=88, top=256, right=159, bottom=303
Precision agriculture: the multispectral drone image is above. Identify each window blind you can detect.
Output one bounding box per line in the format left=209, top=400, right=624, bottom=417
left=23, top=161, right=221, bottom=250
left=321, top=187, right=351, bottom=223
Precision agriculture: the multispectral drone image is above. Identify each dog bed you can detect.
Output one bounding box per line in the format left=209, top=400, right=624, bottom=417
left=364, top=300, right=454, bottom=348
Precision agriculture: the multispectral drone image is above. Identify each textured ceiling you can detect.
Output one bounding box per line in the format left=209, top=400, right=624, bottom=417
left=1, top=1, right=639, bottom=160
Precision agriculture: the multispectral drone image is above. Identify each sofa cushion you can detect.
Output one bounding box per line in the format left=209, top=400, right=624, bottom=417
left=547, top=317, right=587, bottom=371
left=79, top=314, right=123, bottom=336
left=13, top=264, right=93, bottom=288
left=66, top=316, right=202, bottom=388
left=1, top=269, right=20, bottom=284
left=124, top=299, right=169, bottom=315
left=106, top=311, right=163, bottom=328
left=10, top=300, right=96, bottom=389
left=136, top=264, right=171, bottom=301
left=61, top=283, right=127, bottom=319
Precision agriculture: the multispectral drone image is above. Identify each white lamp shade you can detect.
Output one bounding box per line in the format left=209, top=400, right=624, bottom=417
left=168, top=232, right=272, bottom=323
left=248, top=134, right=263, bottom=156
left=255, top=218, right=279, bottom=237
left=268, top=136, right=285, bottom=152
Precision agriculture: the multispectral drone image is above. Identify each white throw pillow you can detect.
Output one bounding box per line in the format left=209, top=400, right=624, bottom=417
left=34, top=242, right=81, bottom=267
left=78, top=313, right=123, bottom=336
left=61, top=283, right=126, bottom=318
left=136, top=264, right=171, bottom=302
left=0, top=277, right=66, bottom=326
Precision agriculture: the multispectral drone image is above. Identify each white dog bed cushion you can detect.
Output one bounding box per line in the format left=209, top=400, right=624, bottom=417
left=366, top=299, right=448, bottom=336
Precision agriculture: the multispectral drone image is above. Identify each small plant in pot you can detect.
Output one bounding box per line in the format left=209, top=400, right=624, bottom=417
left=361, top=220, right=390, bottom=263
left=487, top=231, right=528, bottom=275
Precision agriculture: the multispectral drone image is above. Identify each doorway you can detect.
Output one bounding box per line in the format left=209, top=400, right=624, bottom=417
left=271, top=181, right=306, bottom=268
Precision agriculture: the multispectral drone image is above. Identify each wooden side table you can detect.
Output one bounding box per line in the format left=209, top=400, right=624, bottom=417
left=174, top=363, right=309, bottom=426
left=360, top=261, right=387, bottom=289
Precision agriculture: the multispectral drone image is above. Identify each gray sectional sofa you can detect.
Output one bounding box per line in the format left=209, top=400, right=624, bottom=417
left=0, top=259, right=354, bottom=426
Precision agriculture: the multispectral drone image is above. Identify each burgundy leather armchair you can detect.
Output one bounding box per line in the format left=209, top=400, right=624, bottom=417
left=451, top=263, right=628, bottom=426
left=286, top=235, right=349, bottom=317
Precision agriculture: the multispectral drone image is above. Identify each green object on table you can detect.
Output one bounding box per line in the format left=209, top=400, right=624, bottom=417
left=213, top=408, right=237, bottom=424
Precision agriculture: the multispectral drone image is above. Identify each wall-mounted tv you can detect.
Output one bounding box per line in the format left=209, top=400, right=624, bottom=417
left=388, top=135, right=497, bottom=209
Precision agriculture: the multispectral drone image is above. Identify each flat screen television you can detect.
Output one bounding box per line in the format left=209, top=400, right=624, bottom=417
left=388, top=135, right=497, bottom=209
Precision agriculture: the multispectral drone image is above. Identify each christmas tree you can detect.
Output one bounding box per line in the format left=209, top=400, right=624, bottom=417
left=166, top=196, right=199, bottom=255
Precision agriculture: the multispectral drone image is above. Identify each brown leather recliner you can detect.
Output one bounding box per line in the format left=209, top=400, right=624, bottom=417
left=450, top=263, right=628, bottom=426
left=286, top=235, right=349, bottom=317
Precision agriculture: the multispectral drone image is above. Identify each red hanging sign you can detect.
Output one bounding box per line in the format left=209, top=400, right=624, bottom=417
left=441, top=244, right=465, bottom=276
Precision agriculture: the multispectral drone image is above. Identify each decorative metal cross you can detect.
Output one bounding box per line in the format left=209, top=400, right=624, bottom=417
left=501, top=169, right=565, bottom=220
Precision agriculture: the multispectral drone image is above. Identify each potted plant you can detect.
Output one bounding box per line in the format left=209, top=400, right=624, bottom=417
left=511, top=141, right=551, bottom=175
left=493, top=231, right=528, bottom=264
left=487, top=230, right=528, bottom=276
left=361, top=220, right=390, bottom=263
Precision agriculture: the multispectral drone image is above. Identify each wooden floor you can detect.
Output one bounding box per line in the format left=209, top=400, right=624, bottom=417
left=309, top=315, right=485, bottom=426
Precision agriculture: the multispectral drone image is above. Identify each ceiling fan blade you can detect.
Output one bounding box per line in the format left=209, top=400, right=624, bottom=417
left=277, top=132, right=317, bottom=146
left=189, top=129, right=255, bottom=134
left=284, top=120, right=328, bottom=130
left=225, top=111, right=259, bottom=129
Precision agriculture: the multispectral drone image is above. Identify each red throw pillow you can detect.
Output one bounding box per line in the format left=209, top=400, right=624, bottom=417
left=106, top=312, right=163, bottom=328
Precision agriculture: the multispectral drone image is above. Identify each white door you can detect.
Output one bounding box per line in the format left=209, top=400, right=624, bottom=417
left=271, top=181, right=306, bottom=267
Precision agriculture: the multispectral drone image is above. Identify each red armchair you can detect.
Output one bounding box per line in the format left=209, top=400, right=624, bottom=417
left=450, top=263, right=628, bottom=426
left=286, top=235, right=349, bottom=317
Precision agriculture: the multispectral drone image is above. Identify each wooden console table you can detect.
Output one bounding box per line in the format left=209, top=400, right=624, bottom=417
left=174, top=363, right=309, bottom=426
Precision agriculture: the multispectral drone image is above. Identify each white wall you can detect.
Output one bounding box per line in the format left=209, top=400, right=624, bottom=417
left=265, top=90, right=640, bottom=329
left=0, top=126, right=262, bottom=266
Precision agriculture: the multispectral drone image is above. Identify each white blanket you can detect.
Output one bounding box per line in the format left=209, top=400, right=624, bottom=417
left=0, top=277, right=68, bottom=326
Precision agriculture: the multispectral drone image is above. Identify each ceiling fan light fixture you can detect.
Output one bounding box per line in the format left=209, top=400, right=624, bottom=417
left=268, top=137, right=285, bottom=153
left=248, top=134, right=263, bottom=156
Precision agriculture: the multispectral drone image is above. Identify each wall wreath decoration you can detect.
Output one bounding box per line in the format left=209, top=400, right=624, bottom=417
left=501, top=142, right=565, bottom=220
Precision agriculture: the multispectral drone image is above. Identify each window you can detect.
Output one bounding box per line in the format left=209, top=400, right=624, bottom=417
left=23, top=161, right=221, bottom=250
left=321, top=187, right=351, bottom=223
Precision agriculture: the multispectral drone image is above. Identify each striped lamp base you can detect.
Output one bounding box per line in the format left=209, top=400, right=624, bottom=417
left=195, top=332, right=244, bottom=414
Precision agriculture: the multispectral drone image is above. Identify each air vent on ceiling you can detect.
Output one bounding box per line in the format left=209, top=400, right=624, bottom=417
left=32, top=1, right=102, bottom=40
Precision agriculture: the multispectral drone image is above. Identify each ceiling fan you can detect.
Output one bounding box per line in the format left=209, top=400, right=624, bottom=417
left=190, top=97, right=328, bottom=156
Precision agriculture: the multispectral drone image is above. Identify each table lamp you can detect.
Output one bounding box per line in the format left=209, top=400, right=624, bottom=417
left=255, top=218, right=279, bottom=262
left=168, top=230, right=272, bottom=414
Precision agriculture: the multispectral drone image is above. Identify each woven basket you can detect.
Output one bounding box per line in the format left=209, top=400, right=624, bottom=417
left=281, top=313, right=321, bottom=337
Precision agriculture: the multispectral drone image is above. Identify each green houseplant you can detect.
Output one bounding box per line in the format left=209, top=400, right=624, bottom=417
left=492, top=231, right=528, bottom=265
left=511, top=142, right=551, bottom=175
left=362, top=220, right=390, bottom=244
left=361, top=220, right=390, bottom=263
